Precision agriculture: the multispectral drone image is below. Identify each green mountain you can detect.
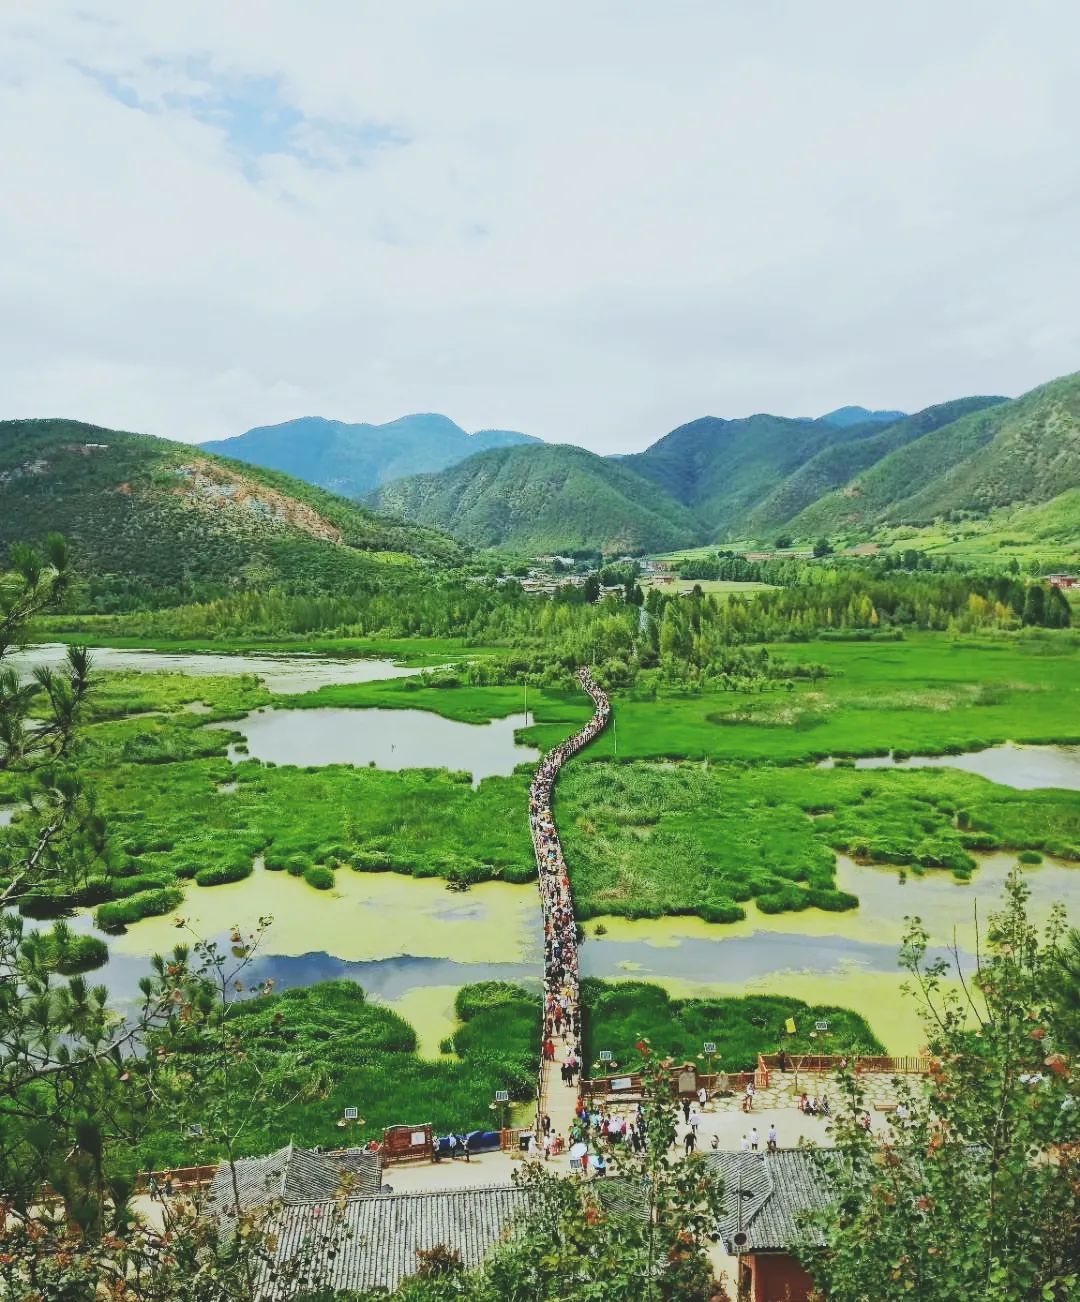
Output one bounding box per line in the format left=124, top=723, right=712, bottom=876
left=371, top=443, right=702, bottom=553
left=746, top=396, right=1008, bottom=535
left=818, top=405, right=907, bottom=427
left=788, top=373, right=1080, bottom=535
left=622, top=413, right=891, bottom=539
left=0, top=419, right=465, bottom=608
left=201, top=414, right=540, bottom=499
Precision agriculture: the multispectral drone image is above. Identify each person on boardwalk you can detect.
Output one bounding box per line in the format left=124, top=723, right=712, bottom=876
left=529, top=669, right=610, bottom=1136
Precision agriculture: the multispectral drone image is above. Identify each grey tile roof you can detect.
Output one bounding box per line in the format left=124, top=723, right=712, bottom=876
left=206, top=1144, right=381, bottom=1222
left=261, top=1184, right=537, bottom=1298
left=707, top=1150, right=832, bottom=1254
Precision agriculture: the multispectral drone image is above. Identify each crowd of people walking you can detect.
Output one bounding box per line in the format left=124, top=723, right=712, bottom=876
left=529, top=668, right=610, bottom=1125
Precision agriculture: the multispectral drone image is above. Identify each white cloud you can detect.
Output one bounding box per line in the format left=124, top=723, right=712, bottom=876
left=1, top=0, right=1079, bottom=452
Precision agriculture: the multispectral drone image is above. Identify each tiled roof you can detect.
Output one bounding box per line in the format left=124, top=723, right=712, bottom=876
left=205, top=1144, right=381, bottom=1222
left=707, top=1150, right=832, bottom=1254
left=261, top=1184, right=537, bottom=1298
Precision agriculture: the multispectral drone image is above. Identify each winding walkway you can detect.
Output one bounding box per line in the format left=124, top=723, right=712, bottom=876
left=528, top=667, right=611, bottom=1143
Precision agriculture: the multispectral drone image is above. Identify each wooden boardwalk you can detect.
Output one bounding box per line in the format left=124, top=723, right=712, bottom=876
left=528, top=668, right=610, bottom=1146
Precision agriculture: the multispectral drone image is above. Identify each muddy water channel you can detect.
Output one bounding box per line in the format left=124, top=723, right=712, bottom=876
left=209, top=708, right=539, bottom=785
left=819, top=742, right=1080, bottom=790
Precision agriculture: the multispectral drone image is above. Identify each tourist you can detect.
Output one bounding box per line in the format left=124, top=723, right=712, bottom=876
left=767, top=1124, right=778, bottom=1153
left=689, top=1103, right=700, bottom=1135
left=711, top=1133, right=720, bottom=1150
left=541, top=1113, right=551, bottom=1136
left=594, top=1152, right=607, bottom=1177
left=697, top=1084, right=708, bottom=1109
left=740, top=1134, right=751, bottom=1152
left=543, top=1132, right=553, bottom=1161
left=682, top=1097, right=691, bottom=1124
left=147, top=1173, right=159, bottom=1202
left=750, top=1126, right=759, bottom=1151
left=163, top=1173, right=174, bottom=1200
left=684, top=1127, right=696, bottom=1156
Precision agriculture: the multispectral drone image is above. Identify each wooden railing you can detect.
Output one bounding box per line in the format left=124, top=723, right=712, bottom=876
left=134, top=1164, right=217, bottom=1193
left=578, top=1066, right=766, bottom=1103
left=757, top=1053, right=929, bottom=1075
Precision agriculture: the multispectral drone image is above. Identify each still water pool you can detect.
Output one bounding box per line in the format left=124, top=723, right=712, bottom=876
left=9, top=644, right=421, bottom=694
left=209, top=707, right=539, bottom=785
left=819, top=742, right=1080, bottom=790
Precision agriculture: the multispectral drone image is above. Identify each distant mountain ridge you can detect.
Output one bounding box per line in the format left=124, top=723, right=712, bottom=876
left=368, top=373, right=1080, bottom=553
left=201, top=414, right=540, bottom=499
left=817, top=405, right=907, bottom=428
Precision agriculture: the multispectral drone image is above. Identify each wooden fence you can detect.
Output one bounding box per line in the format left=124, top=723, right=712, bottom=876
left=758, top=1053, right=928, bottom=1075
left=134, top=1164, right=218, bottom=1193
left=579, top=1065, right=766, bottom=1104
left=381, top=1123, right=434, bottom=1165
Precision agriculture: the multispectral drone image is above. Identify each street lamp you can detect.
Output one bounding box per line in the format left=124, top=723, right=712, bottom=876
left=337, top=1106, right=365, bottom=1133
left=493, top=1089, right=510, bottom=1132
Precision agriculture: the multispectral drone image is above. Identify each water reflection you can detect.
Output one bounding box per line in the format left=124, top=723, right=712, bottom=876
left=819, top=742, right=1080, bottom=790
left=209, top=707, right=540, bottom=785
left=9, top=645, right=421, bottom=694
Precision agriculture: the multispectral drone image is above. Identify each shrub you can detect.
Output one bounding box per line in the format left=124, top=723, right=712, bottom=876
left=17, top=892, right=76, bottom=919
left=1018, top=850, right=1043, bottom=864
left=54, top=935, right=110, bottom=974
left=109, top=873, right=172, bottom=898
left=95, top=887, right=183, bottom=933
left=195, top=859, right=253, bottom=887
left=303, top=864, right=335, bottom=890
left=286, top=854, right=313, bottom=877
left=73, top=875, right=113, bottom=906
left=698, top=899, right=746, bottom=924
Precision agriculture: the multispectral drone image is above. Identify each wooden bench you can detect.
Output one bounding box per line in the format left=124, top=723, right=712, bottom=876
left=874, top=1102, right=899, bottom=1113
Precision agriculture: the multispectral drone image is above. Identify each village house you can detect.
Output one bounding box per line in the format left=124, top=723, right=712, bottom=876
left=707, top=1149, right=828, bottom=1302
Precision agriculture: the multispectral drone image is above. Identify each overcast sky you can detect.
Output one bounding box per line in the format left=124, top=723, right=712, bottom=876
left=3, top=2, right=1079, bottom=454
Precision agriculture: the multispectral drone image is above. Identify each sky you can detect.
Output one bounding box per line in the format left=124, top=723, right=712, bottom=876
left=2, top=2, right=1079, bottom=455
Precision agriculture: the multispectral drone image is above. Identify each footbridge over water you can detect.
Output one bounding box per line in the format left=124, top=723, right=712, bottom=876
left=528, top=667, right=610, bottom=1144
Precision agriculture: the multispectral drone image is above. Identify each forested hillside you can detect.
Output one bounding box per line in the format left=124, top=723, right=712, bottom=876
left=371, top=443, right=702, bottom=553
left=790, top=372, right=1080, bottom=535
left=368, top=375, right=1078, bottom=554
left=621, top=412, right=882, bottom=536
left=202, top=413, right=539, bottom=498
left=0, top=419, right=465, bottom=610
left=746, top=396, right=1008, bottom=534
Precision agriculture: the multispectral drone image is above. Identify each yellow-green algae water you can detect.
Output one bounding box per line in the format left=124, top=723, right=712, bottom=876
left=584, top=853, right=1076, bottom=954
left=96, top=853, right=1077, bottom=1057
left=579, top=853, right=1079, bottom=1054
left=107, top=866, right=539, bottom=966
left=96, top=867, right=542, bottom=1052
